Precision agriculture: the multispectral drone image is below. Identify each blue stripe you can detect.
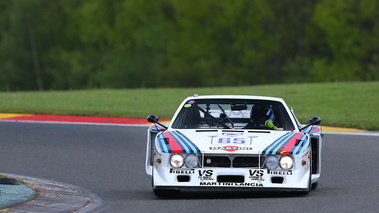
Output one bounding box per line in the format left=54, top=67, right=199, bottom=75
left=299, top=139, right=310, bottom=154
left=271, top=133, right=297, bottom=154
left=175, top=131, right=201, bottom=154
left=301, top=126, right=312, bottom=133
left=170, top=131, right=191, bottom=153
left=264, top=133, right=293, bottom=154
left=155, top=134, right=162, bottom=152
left=290, top=134, right=306, bottom=154
left=155, top=137, right=163, bottom=152
left=291, top=134, right=307, bottom=154
left=157, top=134, right=169, bottom=153
left=262, top=135, right=284, bottom=154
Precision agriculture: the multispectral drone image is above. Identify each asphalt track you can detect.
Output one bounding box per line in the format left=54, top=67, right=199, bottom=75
left=0, top=122, right=378, bottom=213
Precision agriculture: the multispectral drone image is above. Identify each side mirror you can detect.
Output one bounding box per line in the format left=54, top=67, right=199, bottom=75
left=300, top=116, right=321, bottom=131
left=309, top=116, right=321, bottom=125
left=147, top=114, right=159, bottom=123
left=147, top=114, right=168, bottom=130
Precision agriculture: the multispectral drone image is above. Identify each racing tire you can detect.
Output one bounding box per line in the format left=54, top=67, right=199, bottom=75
left=311, top=182, right=319, bottom=189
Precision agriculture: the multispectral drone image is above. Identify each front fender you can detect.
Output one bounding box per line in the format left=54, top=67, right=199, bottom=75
left=145, top=124, right=167, bottom=178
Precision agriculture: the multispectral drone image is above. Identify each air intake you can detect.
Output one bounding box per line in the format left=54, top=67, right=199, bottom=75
left=217, top=175, right=244, bottom=183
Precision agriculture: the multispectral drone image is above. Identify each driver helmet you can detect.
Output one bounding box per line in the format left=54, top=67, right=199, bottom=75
left=250, top=104, right=274, bottom=122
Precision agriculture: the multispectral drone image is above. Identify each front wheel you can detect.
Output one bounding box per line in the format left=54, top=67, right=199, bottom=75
left=311, top=182, right=319, bottom=189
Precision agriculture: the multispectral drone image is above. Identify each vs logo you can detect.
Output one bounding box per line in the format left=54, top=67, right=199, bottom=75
left=249, top=169, right=264, bottom=181
left=250, top=169, right=264, bottom=177
left=198, top=170, right=214, bottom=181
left=199, top=170, right=213, bottom=176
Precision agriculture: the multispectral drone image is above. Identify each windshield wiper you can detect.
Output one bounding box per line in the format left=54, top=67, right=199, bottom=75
left=217, top=104, right=234, bottom=128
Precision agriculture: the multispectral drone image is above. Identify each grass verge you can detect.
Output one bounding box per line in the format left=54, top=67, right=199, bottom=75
left=0, top=82, right=378, bottom=130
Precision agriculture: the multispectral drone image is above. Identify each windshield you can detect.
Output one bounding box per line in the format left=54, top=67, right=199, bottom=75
left=171, top=99, right=295, bottom=130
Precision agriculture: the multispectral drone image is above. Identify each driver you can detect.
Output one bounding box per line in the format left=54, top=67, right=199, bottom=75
left=245, top=104, right=278, bottom=130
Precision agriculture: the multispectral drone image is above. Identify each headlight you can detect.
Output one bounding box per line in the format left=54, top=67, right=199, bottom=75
left=170, top=154, right=184, bottom=168
left=279, top=156, right=293, bottom=169
left=185, top=154, right=199, bottom=168
left=265, top=155, right=278, bottom=170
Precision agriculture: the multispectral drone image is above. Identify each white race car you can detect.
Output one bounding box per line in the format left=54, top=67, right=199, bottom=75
left=145, top=95, right=322, bottom=196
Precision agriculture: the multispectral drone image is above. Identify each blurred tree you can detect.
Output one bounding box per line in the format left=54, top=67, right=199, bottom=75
left=0, top=0, right=378, bottom=91
left=0, top=0, right=42, bottom=91
left=288, top=0, right=379, bottom=82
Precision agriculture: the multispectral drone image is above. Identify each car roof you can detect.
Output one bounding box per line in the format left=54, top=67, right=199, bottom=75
left=184, top=95, right=284, bottom=102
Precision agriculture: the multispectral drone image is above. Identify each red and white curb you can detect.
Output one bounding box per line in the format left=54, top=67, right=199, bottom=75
left=0, top=113, right=152, bottom=126
left=0, top=113, right=172, bottom=127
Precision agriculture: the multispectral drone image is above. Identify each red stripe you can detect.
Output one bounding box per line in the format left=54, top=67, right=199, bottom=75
left=163, top=132, right=184, bottom=153
left=278, top=133, right=304, bottom=155
left=310, top=126, right=321, bottom=133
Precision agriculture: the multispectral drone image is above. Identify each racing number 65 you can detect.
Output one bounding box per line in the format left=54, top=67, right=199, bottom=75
left=218, top=138, right=245, bottom=144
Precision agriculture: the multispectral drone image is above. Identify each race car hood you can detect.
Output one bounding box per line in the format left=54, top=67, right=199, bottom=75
left=156, top=129, right=310, bottom=155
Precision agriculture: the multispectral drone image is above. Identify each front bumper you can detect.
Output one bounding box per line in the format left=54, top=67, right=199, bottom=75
left=153, top=166, right=311, bottom=191
left=153, top=186, right=309, bottom=192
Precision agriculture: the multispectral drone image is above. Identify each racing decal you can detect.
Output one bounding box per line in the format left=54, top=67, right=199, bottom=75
left=200, top=182, right=263, bottom=187
left=218, top=137, right=246, bottom=144
left=212, top=137, right=250, bottom=145
left=170, top=168, right=195, bottom=174
left=209, top=146, right=253, bottom=151
left=156, top=131, right=201, bottom=154
left=262, top=132, right=309, bottom=155
left=221, top=132, right=243, bottom=137
left=267, top=170, right=293, bottom=175
left=249, top=170, right=265, bottom=181
left=198, top=170, right=214, bottom=181
left=184, top=100, right=196, bottom=108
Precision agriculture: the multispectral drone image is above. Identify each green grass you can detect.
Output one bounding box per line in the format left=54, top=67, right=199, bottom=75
left=0, top=82, right=378, bottom=130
